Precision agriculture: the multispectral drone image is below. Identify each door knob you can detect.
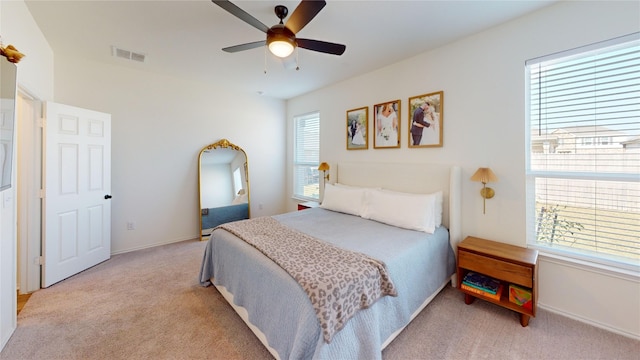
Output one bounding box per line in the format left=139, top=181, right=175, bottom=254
left=104, top=194, right=112, bottom=199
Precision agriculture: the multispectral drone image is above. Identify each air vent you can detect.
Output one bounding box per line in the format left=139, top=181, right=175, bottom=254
left=111, top=46, right=146, bottom=63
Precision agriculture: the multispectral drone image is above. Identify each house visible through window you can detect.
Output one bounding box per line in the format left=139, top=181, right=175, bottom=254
left=293, top=112, right=320, bottom=201
left=525, top=33, right=640, bottom=270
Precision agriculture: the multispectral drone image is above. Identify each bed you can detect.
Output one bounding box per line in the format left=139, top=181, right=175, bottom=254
left=199, top=162, right=462, bottom=359
left=201, top=202, right=249, bottom=230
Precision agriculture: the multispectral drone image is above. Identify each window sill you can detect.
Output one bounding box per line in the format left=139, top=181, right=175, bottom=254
left=291, top=196, right=319, bottom=203
left=529, top=245, right=640, bottom=282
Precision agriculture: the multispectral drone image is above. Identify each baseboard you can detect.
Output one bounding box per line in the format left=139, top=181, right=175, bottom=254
left=110, top=236, right=199, bottom=255
left=1, top=324, right=16, bottom=353
left=538, top=302, right=640, bottom=340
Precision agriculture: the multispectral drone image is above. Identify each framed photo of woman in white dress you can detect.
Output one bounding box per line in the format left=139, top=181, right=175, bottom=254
left=346, top=106, right=368, bottom=150
left=373, top=100, right=401, bottom=149
left=408, top=91, right=443, bottom=148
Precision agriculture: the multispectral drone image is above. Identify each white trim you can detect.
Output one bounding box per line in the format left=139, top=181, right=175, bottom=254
left=110, top=236, right=197, bottom=256
left=525, top=32, right=640, bottom=65
left=532, top=247, right=640, bottom=279
left=538, top=302, right=640, bottom=340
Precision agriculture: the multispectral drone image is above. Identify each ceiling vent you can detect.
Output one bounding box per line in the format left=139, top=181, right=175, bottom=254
left=111, top=46, right=146, bottom=63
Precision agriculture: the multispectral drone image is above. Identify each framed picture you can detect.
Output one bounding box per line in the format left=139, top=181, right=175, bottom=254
left=346, top=106, right=368, bottom=150
left=373, top=100, right=401, bottom=149
left=408, top=91, right=443, bottom=148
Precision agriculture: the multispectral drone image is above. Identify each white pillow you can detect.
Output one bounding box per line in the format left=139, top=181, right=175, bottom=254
left=320, top=183, right=366, bottom=216
left=361, top=189, right=437, bottom=233
left=377, top=189, right=443, bottom=227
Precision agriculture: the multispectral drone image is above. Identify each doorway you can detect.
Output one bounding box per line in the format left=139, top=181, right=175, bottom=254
left=16, top=97, right=113, bottom=294
left=16, top=89, right=42, bottom=296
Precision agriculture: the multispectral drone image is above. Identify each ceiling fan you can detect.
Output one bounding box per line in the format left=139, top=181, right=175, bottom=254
left=212, top=0, right=346, bottom=59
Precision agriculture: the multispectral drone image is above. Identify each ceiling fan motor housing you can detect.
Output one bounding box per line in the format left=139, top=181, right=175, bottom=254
left=267, top=24, right=296, bottom=47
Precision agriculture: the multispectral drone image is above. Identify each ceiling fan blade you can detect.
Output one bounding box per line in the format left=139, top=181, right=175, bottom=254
left=212, top=0, right=269, bottom=33
left=222, top=40, right=266, bottom=53
left=297, top=38, right=346, bottom=56
left=285, top=0, right=326, bottom=34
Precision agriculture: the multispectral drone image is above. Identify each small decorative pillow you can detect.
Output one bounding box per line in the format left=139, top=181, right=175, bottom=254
left=320, top=183, right=367, bottom=216
left=361, top=189, right=437, bottom=233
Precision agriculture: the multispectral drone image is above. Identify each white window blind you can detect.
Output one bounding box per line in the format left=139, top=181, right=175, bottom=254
left=293, top=112, right=320, bottom=201
left=525, top=33, right=640, bottom=269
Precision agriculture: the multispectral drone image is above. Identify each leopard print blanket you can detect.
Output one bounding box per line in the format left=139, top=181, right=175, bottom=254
left=217, top=216, right=397, bottom=343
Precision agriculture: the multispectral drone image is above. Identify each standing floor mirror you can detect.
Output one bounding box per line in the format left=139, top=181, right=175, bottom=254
left=198, top=139, right=250, bottom=240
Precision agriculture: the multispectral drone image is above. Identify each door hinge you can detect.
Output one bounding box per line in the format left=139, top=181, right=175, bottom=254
left=34, top=256, right=44, bottom=265
left=37, top=118, right=45, bottom=128
left=39, top=189, right=45, bottom=198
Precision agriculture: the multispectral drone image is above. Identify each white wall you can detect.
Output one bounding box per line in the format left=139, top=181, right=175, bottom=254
left=52, top=56, right=287, bottom=254
left=2, top=0, right=285, bottom=349
left=201, top=164, right=233, bottom=208
left=0, top=0, right=54, bottom=350
left=286, top=1, right=640, bottom=338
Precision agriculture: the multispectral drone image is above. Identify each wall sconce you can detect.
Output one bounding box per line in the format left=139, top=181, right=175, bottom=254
left=318, top=162, right=330, bottom=181
left=470, top=167, right=498, bottom=214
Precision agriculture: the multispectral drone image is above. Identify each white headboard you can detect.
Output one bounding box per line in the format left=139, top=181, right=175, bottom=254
left=335, top=162, right=462, bottom=249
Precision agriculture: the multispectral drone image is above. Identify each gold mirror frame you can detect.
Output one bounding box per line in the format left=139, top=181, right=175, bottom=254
left=198, top=139, right=250, bottom=240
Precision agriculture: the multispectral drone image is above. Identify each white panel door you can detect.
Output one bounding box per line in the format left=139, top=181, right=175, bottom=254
left=43, top=102, right=111, bottom=288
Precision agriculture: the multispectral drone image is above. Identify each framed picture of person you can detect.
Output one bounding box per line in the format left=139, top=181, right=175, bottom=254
left=373, top=100, right=401, bottom=149
left=346, top=106, right=368, bottom=150
left=408, top=91, right=443, bottom=148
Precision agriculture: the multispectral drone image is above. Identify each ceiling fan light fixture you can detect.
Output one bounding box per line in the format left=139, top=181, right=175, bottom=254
left=267, top=25, right=296, bottom=58
left=268, top=39, right=295, bottom=58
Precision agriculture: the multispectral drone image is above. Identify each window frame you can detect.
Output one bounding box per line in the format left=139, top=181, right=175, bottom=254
left=524, top=32, right=640, bottom=273
left=292, top=111, right=321, bottom=202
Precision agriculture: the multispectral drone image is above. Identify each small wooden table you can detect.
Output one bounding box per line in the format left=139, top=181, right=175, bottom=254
left=457, top=236, right=538, bottom=326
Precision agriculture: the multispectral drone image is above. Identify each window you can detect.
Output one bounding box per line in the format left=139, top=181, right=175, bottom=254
left=293, top=112, right=320, bottom=201
left=233, top=167, right=242, bottom=195
left=525, top=33, right=640, bottom=270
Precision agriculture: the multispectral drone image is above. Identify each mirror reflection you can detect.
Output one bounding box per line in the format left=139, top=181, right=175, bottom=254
left=199, top=139, right=249, bottom=240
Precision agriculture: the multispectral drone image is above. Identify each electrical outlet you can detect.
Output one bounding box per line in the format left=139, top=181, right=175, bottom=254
left=127, top=222, right=136, bottom=230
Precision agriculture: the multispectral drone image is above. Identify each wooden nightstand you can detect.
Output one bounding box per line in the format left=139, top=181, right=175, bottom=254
left=457, top=236, right=538, bottom=326
left=297, top=201, right=319, bottom=211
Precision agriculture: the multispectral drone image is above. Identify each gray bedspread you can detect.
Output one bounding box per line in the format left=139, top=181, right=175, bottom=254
left=217, top=216, right=397, bottom=343
left=199, top=208, right=456, bottom=360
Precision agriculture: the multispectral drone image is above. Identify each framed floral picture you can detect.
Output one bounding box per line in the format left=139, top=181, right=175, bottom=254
left=408, top=91, right=443, bottom=148
left=346, top=106, right=368, bottom=150
left=373, top=100, right=401, bottom=149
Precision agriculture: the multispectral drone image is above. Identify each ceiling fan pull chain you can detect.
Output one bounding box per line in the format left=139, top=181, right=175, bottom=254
left=264, top=46, right=267, bottom=74
left=296, top=47, right=300, bottom=71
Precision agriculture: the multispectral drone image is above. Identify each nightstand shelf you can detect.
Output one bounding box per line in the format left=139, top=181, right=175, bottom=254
left=457, top=236, right=538, bottom=326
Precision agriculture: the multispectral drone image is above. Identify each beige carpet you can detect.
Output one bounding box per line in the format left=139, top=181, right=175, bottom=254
left=1, top=239, right=638, bottom=360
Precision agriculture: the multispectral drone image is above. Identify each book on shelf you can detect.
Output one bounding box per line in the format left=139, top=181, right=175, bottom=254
left=462, top=280, right=497, bottom=294
left=461, top=282, right=503, bottom=301
left=462, top=272, right=501, bottom=294
left=509, top=284, right=533, bottom=311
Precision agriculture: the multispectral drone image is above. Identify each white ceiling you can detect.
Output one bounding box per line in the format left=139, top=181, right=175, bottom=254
left=24, top=0, right=556, bottom=100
